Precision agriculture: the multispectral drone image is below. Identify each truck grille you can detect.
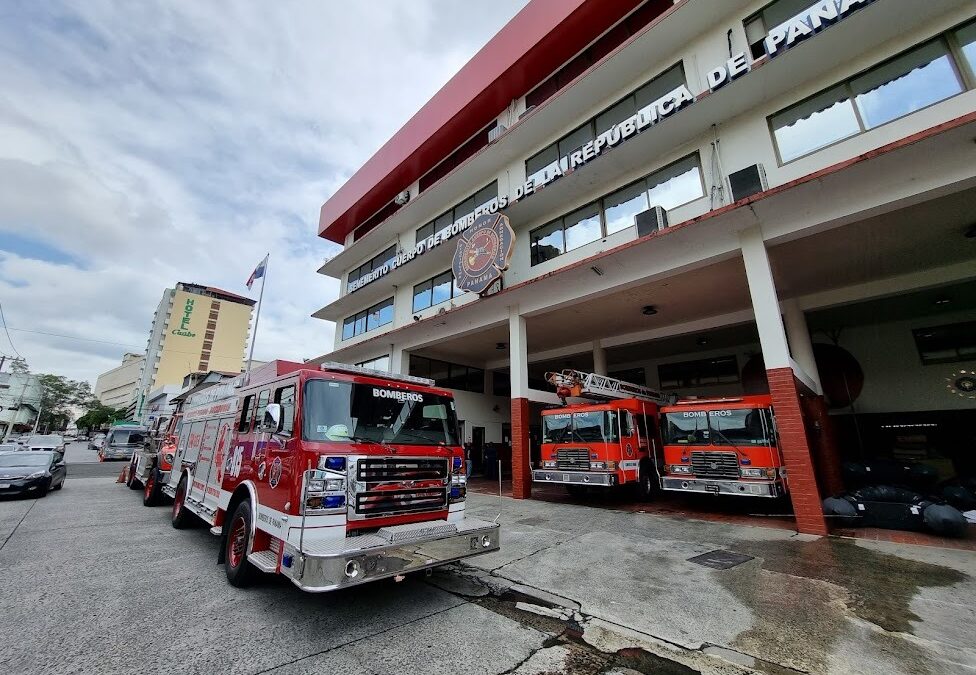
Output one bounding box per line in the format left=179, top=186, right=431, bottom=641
left=556, top=448, right=590, bottom=471
left=354, top=457, right=448, bottom=518
left=690, top=451, right=739, bottom=479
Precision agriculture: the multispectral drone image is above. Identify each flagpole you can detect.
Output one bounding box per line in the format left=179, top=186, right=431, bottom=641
left=245, top=254, right=269, bottom=386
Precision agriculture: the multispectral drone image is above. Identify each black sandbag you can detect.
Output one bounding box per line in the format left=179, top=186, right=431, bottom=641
left=823, top=497, right=858, bottom=523
left=905, top=463, right=939, bottom=491
left=852, top=485, right=923, bottom=504
left=842, top=462, right=869, bottom=487
left=942, top=485, right=976, bottom=511
left=923, top=503, right=968, bottom=538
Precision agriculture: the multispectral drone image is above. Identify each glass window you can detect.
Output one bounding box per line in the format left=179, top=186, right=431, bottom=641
left=256, top=390, right=270, bottom=426
left=646, top=155, right=704, bottom=210
left=530, top=219, right=565, bottom=265
left=558, top=123, right=595, bottom=158
left=275, top=385, right=296, bottom=436
left=431, top=271, right=453, bottom=306
left=596, top=97, right=637, bottom=139
left=412, top=279, right=433, bottom=312
left=341, top=318, right=355, bottom=340
left=239, top=394, right=254, bottom=432
left=661, top=411, right=709, bottom=445
left=366, top=298, right=393, bottom=331
left=851, top=40, right=963, bottom=129
left=604, top=181, right=648, bottom=235
left=434, top=210, right=453, bottom=233
left=354, top=312, right=367, bottom=336
left=453, top=195, right=476, bottom=221
left=416, top=221, right=434, bottom=244
left=563, top=202, right=601, bottom=252
left=526, top=144, right=559, bottom=187
left=474, top=182, right=498, bottom=211
left=634, top=63, right=686, bottom=112
left=771, top=85, right=860, bottom=162
left=957, top=21, right=976, bottom=73
left=709, top=409, right=773, bottom=446
left=428, top=358, right=450, bottom=386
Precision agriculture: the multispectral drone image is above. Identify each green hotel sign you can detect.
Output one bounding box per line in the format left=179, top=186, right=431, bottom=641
left=171, top=298, right=197, bottom=337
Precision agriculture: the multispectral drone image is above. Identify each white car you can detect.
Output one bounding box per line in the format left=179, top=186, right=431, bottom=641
left=89, top=433, right=106, bottom=452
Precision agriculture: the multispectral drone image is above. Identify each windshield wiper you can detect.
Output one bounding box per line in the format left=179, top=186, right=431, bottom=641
left=389, top=429, right=445, bottom=445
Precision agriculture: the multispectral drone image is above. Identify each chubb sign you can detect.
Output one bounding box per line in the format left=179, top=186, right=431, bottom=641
left=347, top=0, right=874, bottom=293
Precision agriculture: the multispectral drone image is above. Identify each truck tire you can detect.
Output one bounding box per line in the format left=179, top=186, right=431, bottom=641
left=127, top=457, right=142, bottom=490
left=566, top=484, right=587, bottom=498
left=636, top=461, right=656, bottom=501
left=171, top=476, right=195, bottom=529
left=225, top=500, right=258, bottom=588
left=143, top=466, right=162, bottom=507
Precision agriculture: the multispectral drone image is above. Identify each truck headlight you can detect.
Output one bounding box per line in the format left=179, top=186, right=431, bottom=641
left=740, top=468, right=765, bottom=478
left=542, top=460, right=557, bottom=468
left=590, top=462, right=606, bottom=470
left=325, top=478, right=345, bottom=492
left=670, top=465, right=691, bottom=474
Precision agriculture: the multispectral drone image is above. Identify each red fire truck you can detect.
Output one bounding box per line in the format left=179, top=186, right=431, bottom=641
left=159, top=360, right=500, bottom=592
left=658, top=395, right=785, bottom=497
left=532, top=370, right=676, bottom=498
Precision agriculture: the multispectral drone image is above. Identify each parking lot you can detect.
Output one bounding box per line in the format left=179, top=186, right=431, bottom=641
left=0, top=442, right=611, bottom=675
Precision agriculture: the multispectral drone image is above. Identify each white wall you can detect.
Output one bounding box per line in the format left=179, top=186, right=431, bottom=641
left=451, top=389, right=511, bottom=444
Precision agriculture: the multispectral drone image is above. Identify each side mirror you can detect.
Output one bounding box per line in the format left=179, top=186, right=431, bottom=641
left=261, top=404, right=283, bottom=434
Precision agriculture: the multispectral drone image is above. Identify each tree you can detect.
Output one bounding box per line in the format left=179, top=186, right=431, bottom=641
left=9, top=357, right=29, bottom=374
left=76, top=402, right=127, bottom=432
left=36, top=374, right=93, bottom=432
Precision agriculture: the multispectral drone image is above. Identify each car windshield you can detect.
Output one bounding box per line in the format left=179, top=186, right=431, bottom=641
left=0, top=453, right=50, bottom=467
left=542, top=411, right=619, bottom=444
left=28, top=435, right=62, bottom=446
left=302, top=380, right=459, bottom=446
left=662, top=408, right=772, bottom=446
left=108, top=430, right=146, bottom=445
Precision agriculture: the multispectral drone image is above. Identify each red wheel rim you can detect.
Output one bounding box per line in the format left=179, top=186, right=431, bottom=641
left=172, top=483, right=185, bottom=519
left=144, top=473, right=154, bottom=500
left=228, top=515, right=247, bottom=568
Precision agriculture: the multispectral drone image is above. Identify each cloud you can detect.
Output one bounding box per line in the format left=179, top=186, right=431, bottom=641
left=0, top=0, right=529, bottom=384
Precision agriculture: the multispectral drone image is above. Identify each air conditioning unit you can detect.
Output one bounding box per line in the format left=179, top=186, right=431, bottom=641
left=635, top=205, right=669, bottom=237
left=728, top=163, right=768, bottom=202
left=394, top=190, right=411, bottom=206
left=488, top=124, right=507, bottom=144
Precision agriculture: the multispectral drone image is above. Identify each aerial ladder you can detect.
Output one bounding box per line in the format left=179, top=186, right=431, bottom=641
left=545, top=369, right=678, bottom=406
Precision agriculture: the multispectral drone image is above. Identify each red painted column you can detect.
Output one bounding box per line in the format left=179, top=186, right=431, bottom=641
left=802, top=395, right=845, bottom=497
left=767, top=367, right=829, bottom=535
left=511, top=397, right=532, bottom=499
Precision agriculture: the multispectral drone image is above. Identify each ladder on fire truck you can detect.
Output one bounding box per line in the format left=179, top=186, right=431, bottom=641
left=545, top=369, right=678, bottom=406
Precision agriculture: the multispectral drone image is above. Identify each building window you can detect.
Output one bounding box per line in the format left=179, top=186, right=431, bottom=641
left=957, top=20, right=976, bottom=74
left=416, top=181, right=498, bottom=245
left=658, top=356, right=739, bottom=390
left=413, top=270, right=461, bottom=313
left=356, top=356, right=391, bottom=371
left=525, top=64, right=686, bottom=188
left=913, top=321, right=976, bottom=365
left=410, top=355, right=484, bottom=394
left=744, top=0, right=822, bottom=60
left=341, top=297, right=394, bottom=340
left=529, top=153, right=704, bottom=266
left=609, top=367, right=646, bottom=386
left=770, top=29, right=972, bottom=163
left=492, top=371, right=511, bottom=397
left=348, top=245, right=397, bottom=292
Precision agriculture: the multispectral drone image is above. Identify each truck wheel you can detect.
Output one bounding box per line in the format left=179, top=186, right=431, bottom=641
left=566, top=484, right=587, bottom=498
left=225, top=501, right=258, bottom=588
left=171, top=476, right=195, bottom=529
left=143, top=467, right=162, bottom=507
left=127, top=457, right=142, bottom=490
left=636, top=464, right=656, bottom=502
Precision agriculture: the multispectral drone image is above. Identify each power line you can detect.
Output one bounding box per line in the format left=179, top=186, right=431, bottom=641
left=0, top=302, right=23, bottom=358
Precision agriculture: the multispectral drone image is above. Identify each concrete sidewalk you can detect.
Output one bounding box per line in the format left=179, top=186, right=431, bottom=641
left=456, top=493, right=976, bottom=674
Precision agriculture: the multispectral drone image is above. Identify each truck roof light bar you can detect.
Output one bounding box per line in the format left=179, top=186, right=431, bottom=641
left=319, top=361, right=435, bottom=387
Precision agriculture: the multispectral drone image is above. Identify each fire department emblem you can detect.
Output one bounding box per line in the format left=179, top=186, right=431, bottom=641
left=626, top=444, right=634, bottom=458
left=452, top=213, right=515, bottom=295
left=269, top=457, right=282, bottom=489
left=946, top=370, right=976, bottom=399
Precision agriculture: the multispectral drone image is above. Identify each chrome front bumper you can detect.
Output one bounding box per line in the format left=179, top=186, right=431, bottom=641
left=280, top=517, right=500, bottom=592
left=532, top=469, right=616, bottom=487
left=661, top=477, right=780, bottom=497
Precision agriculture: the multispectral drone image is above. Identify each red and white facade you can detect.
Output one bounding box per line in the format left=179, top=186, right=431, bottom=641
left=313, top=0, right=976, bottom=535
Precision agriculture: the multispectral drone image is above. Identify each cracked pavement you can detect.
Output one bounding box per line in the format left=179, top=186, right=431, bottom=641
left=1, top=443, right=974, bottom=674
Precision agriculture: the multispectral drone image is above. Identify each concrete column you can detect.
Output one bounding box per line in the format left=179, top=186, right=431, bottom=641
left=740, top=227, right=828, bottom=536
left=509, top=306, right=531, bottom=499
left=390, top=344, right=410, bottom=375
left=782, top=299, right=822, bottom=394
left=592, top=340, right=607, bottom=376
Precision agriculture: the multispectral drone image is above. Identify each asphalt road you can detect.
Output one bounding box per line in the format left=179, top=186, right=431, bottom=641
left=0, top=442, right=559, bottom=675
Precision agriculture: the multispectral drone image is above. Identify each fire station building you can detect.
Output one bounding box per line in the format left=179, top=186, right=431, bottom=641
left=313, top=0, right=976, bottom=535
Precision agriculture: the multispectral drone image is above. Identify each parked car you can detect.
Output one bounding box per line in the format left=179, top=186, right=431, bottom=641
left=26, top=435, right=66, bottom=454
left=0, top=450, right=66, bottom=497
left=89, top=433, right=106, bottom=452
left=0, top=443, right=20, bottom=453
left=100, top=427, right=148, bottom=461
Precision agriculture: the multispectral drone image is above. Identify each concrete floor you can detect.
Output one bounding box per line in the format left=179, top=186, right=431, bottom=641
left=1, top=442, right=974, bottom=674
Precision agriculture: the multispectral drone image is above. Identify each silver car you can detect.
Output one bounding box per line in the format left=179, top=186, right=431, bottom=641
left=101, top=427, right=148, bottom=461
left=27, top=435, right=65, bottom=453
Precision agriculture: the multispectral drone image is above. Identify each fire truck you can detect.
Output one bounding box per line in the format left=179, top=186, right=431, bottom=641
left=658, top=395, right=785, bottom=497
left=532, top=370, right=676, bottom=498
left=159, top=360, right=500, bottom=592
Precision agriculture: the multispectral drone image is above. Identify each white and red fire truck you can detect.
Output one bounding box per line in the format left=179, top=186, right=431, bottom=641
left=658, top=395, right=786, bottom=497
left=531, top=370, right=676, bottom=498
left=157, top=360, right=500, bottom=592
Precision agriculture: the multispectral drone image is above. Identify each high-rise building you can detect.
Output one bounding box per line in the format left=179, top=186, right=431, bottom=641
left=93, top=352, right=145, bottom=410
left=135, top=282, right=255, bottom=414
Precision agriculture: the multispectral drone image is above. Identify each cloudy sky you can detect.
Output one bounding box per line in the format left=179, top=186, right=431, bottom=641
left=0, top=0, right=528, bottom=385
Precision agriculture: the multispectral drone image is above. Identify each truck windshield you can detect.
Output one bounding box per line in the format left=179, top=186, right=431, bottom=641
left=302, top=380, right=459, bottom=446
left=542, top=411, right=619, bottom=444
left=661, top=409, right=771, bottom=446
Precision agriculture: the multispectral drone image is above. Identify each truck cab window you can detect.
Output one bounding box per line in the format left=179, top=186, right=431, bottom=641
left=238, top=395, right=255, bottom=432
left=256, top=390, right=270, bottom=427
left=275, top=385, right=296, bottom=436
